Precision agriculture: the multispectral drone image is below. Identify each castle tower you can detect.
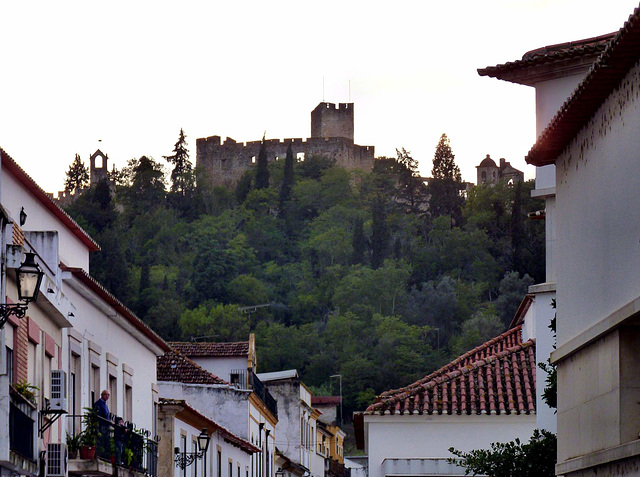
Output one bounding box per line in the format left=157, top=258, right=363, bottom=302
left=476, top=154, right=499, bottom=185
left=90, top=149, right=109, bottom=185
left=311, top=102, right=354, bottom=141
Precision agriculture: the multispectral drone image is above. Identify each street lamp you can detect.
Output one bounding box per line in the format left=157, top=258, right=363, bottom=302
left=330, top=374, right=342, bottom=428
left=175, top=428, right=211, bottom=477
left=0, top=252, right=44, bottom=329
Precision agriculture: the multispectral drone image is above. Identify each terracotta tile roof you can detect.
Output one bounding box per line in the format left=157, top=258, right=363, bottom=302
left=60, top=265, right=170, bottom=353
left=168, top=341, right=249, bottom=357
left=12, top=223, right=25, bottom=246
left=365, top=325, right=536, bottom=415
left=312, top=396, right=342, bottom=406
left=527, top=6, right=640, bottom=166
left=478, top=32, right=614, bottom=85
left=159, top=398, right=260, bottom=454
left=157, top=349, right=229, bottom=385
left=0, top=147, right=100, bottom=251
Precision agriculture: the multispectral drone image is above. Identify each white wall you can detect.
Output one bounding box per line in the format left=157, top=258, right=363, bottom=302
left=62, top=280, right=160, bottom=433
left=555, top=62, right=640, bottom=343
left=193, top=356, right=247, bottom=384
left=2, top=171, right=90, bottom=270
left=365, top=414, right=535, bottom=477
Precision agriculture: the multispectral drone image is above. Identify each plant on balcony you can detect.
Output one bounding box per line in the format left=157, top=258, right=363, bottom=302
left=12, top=380, right=38, bottom=404
left=80, top=407, right=100, bottom=459
left=66, top=432, right=82, bottom=459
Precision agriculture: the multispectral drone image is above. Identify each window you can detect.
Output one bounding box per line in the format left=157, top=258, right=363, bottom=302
left=124, top=384, right=132, bottom=422
left=108, top=375, right=118, bottom=416
left=217, top=450, right=222, bottom=477
left=6, top=347, right=13, bottom=384
left=193, top=441, right=199, bottom=477
left=90, top=365, right=100, bottom=405
left=229, top=461, right=233, bottom=477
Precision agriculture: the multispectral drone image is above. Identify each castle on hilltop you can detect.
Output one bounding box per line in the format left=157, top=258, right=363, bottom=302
left=196, top=102, right=375, bottom=188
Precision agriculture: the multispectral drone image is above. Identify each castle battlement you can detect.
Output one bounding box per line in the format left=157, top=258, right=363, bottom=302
left=196, top=102, right=374, bottom=188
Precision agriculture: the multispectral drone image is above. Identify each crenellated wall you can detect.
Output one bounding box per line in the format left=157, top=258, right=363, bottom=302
left=196, top=102, right=374, bottom=188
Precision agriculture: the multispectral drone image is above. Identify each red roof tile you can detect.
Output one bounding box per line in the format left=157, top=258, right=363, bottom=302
left=159, top=398, right=259, bottom=454
left=478, top=33, right=614, bottom=86
left=157, top=349, right=229, bottom=385
left=312, top=396, right=342, bottom=406
left=365, top=325, right=536, bottom=415
left=169, top=341, right=249, bottom=357
left=1, top=148, right=100, bottom=251
left=527, top=5, right=640, bottom=166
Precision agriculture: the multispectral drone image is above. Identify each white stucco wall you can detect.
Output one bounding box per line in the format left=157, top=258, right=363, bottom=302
left=555, top=61, right=640, bottom=344
left=61, top=280, right=160, bottom=433
left=193, top=356, right=247, bottom=384
left=535, top=75, right=589, bottom=135
left=365, top=414, right=535, bottom=477
left=2, top=170, right=90, bottom=270
left=174, top=415, right=253, bottom=477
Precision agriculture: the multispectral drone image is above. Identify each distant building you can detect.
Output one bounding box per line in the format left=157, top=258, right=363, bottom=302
left=475, top=154, right=524, bottom=185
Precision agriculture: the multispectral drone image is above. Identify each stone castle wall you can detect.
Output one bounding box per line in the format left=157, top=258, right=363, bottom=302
left=311, top=102, right=354, bottom=140
left=196, top=102, right=374, bottom=188
left=196, top=135, right=374, bottom=188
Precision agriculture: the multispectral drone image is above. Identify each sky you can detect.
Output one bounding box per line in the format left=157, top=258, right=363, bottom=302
left=1, top=1, right=639, bottom=194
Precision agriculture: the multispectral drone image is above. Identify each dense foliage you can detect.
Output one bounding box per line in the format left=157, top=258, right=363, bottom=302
left=449, top=429, right=557, bottom=477
left=64, top=133, right=544, bottom=448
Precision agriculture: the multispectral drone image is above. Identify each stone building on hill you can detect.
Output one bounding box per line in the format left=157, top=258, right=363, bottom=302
left=476, top=154, right=525, bottom=185
left=196, top=102, right=375, bottom=188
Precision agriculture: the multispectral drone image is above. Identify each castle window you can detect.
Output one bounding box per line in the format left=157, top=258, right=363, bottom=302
left=297, top=153, right=305, bottom=162
left=94, top=155, right=103, bottom=168
left=251, top=156, right=256, bottom=164
left=481, top=171, right=486, bottom=181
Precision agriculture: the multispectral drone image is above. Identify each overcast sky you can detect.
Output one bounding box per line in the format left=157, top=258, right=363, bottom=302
left=1, top=1, right=639, bottom=194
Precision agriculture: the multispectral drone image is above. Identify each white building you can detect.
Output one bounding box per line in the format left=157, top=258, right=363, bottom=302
left=477, top=26, right=616, bottom=438
left=159, top=343, right=278, bottom=477
left=521, top=6, right=640, bottom=476
left=0, top=148, right=170, bottom=477
left=355, top=324, right=537, bottom=477
left=158, top=398, right=260, bottom=477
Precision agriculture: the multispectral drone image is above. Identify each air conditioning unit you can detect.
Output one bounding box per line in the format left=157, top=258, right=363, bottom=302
left=46, top=442, right=67, bottom=477
left=50, top=370, right=68, bottom=412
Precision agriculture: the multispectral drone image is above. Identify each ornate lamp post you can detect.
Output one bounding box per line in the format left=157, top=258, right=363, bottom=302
left=175, top=428, right=211, bottom=477
left=0, top=252, right=44, bottom=329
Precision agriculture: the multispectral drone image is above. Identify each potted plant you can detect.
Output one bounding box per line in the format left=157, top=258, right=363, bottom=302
left=80, top=407, right=100, bottom=459
left=12, top=380, right=38, bottom=404
left=66, top=432, right=82, bottom=459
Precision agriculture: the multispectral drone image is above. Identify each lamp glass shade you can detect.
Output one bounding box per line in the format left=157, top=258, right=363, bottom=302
left=16, top=253, right=43, bottom=302
left=197, top=429, right=210, bottom=453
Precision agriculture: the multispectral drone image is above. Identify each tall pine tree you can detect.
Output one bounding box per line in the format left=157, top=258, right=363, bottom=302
left=255, top=136, right=270, bottom=190
left=429, top=133, right=463, bottom=225
left=279, top=142, right=295, bottom=209
left=163, top=129, right=194, bottom=196
left=64, top=154, right=89, bottom=194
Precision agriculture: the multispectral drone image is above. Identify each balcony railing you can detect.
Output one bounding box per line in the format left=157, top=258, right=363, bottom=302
left=249, top=371, right=278, bottom=419
left=68, top=413, right=158, bottom=477
left=9, top=387, right=37, bottom=462
left=10, top=400, right=35, bottom=460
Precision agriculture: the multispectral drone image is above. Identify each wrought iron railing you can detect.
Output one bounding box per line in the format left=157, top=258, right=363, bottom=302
left=10, top=400, right=35, bottom=460
left=68, top=413, right=158, bottom=477
left=249, top=371, right=278, bottom=418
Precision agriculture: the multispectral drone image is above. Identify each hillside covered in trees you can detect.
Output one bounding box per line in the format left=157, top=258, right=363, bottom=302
left=63, top=131, right=544, bottom=434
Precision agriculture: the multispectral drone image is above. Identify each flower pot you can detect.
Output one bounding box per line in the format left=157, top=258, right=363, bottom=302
left=80, top=446, right=96, bottom=459
left=68, top=451, right=78, bottom=460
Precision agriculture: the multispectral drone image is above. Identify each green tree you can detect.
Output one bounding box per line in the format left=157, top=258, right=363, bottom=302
left=179, top=303, right=250, bottom=342
left=449, top=309, right=503, bottom=356
left=64, top=154, right=90, bottom=194
left=351, top=216, right=366, bottom=265
left=279, top=142, right=295, bottom=210
left=255, top=138, right=270, bottom=190
left=449, top=429, right=557, bottom=477
left=371, top=195, right=390, bottom=269
left=429, top=134, right=463, bottom=224
left=122, top=156, right=166, bottom=213
left=163, top=129, right=194, bottom=196
left=396, top=148, right=428, bottom=214
left=495, top=271, right=534, bottom=325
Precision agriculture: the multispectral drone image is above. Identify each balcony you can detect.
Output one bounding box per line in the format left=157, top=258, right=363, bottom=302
left=67, top=413, right=158, bottom=477
left=8, top=388, right=38, bottom=474
left=249, top=371, right=278, bottom=419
